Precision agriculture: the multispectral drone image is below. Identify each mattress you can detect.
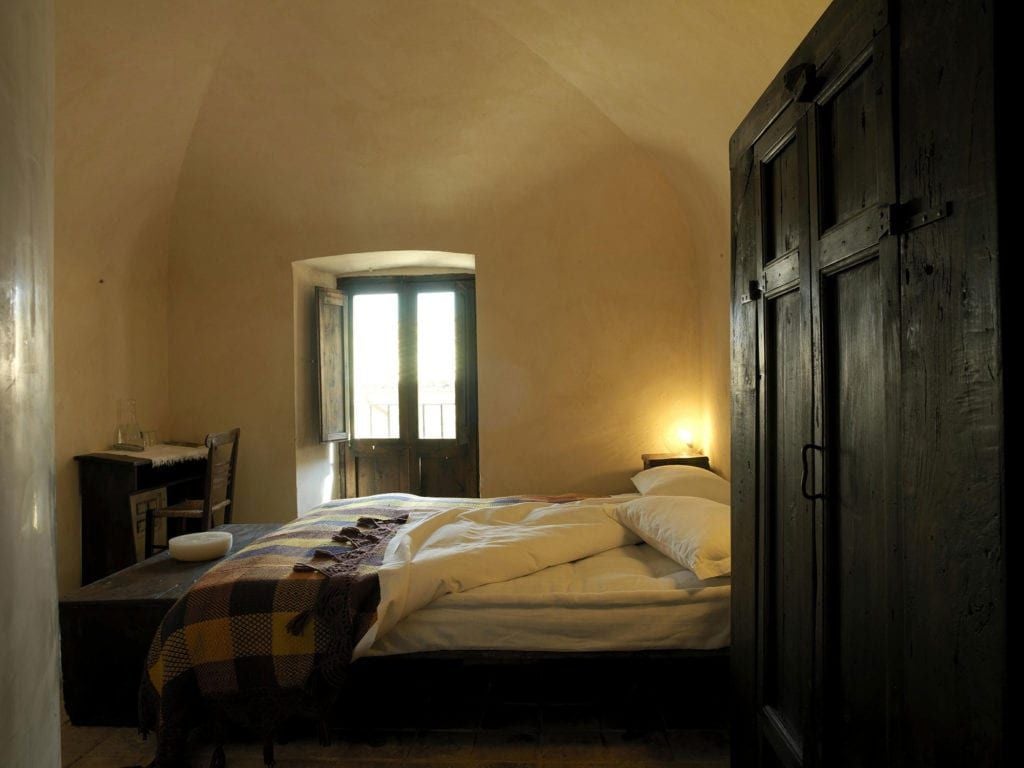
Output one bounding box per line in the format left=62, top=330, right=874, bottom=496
left=365, top=540, right=731, bottom=655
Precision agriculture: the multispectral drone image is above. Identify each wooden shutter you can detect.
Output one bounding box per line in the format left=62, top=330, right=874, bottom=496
left=315, top=287, right=349, bottom=442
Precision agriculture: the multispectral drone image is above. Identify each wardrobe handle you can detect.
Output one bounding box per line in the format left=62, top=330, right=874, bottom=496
left=801, top=443, right=825, bottom=501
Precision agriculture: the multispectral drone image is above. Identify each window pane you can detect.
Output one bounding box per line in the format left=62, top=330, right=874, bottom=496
left=418, top=291, right=456, bottom=439
left=352, top=293, right=400, bottom=439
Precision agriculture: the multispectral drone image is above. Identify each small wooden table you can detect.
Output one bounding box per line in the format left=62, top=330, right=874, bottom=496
left=59, top=523, right=279, bottom=726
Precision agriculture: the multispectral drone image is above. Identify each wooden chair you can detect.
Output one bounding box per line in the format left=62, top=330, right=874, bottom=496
left=145, top=428, right=240, bottom=558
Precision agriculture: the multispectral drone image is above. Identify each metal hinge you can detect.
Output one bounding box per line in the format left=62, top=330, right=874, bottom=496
left=879, top=201, right=952, bottom=237
left=740, top=280, right=762, bottom=305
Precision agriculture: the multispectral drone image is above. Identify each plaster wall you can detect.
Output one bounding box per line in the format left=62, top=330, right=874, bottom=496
left=0, top=0, right=61, bottom=761
left=168, top=0, right=703, bottom=521
left=53, top=0, right=247, bottom=591
left=470, top=0, right=831, bottom=476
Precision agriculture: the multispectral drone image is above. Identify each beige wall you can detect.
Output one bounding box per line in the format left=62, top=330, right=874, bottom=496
left=470, top=0, right=831, bottom=477
left=167, top=0, right=703, bottom=521
left=53, top=1, right=244, bottom=591
left=54, top=1, right=829, bottom=584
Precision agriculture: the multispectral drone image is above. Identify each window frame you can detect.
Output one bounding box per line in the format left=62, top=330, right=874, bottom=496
left=338, top=273, right=476, bottom=446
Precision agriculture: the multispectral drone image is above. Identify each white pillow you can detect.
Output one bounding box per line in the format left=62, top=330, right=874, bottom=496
left=630, top=464, right=731, bottom=504
left=615, top=495, right=731, bottom=580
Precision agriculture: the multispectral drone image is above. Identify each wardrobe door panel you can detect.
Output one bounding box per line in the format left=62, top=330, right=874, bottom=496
left=810, top=26, right=899, bottom=765
left=761, top=287, right=814, bottom=764
left=821, top=256, right=890, bottom=767
left=818, top=60, right=879, bottom=231
left=764, top=139, right=802, bottom=264
left=731, top=142, right=763, bottom=768
left=753, top=111, right=815, bottom=768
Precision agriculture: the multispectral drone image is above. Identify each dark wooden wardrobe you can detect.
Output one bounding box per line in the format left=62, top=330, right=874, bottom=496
left=730, top=0, right=1005, bottom=765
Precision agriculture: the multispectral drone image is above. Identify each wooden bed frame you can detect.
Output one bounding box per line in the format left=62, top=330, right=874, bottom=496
left=349, top=649, right=730, bottom=727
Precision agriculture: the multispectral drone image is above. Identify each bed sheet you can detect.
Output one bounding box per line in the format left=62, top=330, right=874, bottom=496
left=366, top=541, right=730, bottom=655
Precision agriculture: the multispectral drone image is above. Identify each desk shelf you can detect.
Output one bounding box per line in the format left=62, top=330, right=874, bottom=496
left=74, top=452, right=207, bottom=584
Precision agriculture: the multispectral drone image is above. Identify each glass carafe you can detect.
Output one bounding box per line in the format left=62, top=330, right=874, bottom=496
left=116, top=398, right=143, bottom=447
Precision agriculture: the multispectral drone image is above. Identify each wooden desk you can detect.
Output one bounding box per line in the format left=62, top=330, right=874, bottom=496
left=75, top=450, right=207, bottom=584
left=59, top=523, right=279, bottom=726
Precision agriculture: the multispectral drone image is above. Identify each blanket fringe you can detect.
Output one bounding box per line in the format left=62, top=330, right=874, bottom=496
left=142, top=507, right=420, bottom=768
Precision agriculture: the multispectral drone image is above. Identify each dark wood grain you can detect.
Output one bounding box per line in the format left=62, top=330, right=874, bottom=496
left=60, top=523, right=279, bottom=726
left=764, top=286, right=813, bottom=763
left=896, top=0, right=1003, bottom=763
left=731, top=0, right=1004, bottom=764
left=994, top=7, right=1010, bottom=766
left=764, top=137, right=801, bottom=263
left=812, top=29, right=900, bottom=766
left=346, top=442, right=412, bottom=498
left=640, top=454, right=712, bottom=471
left=454, top=279, right=480, bottom=497
left=728, top=0, right=887, bottom=168
left=822, top=258, right=888, bottom=766
left=75, top=456, right=141, bottom=585
left=747, top=95, right=816, bottom=768
left=730, top=139, right=761, bottom=768
left=351, top=650, right=730, bottom=731
left=316, top=287, right=350, bottom=442
left=763, top=250, right=800, bottom=295
left=417, top=442, right=473, bottom=497
left=74, top=452, right=206, bottom=584
left=819, top=59, right=878, bottom=230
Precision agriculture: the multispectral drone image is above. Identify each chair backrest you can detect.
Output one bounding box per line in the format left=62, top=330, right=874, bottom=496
left=202, top=428, right=240, bottom=526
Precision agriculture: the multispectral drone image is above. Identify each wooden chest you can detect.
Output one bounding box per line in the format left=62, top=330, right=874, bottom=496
left=59, top=523, right=279, bottom=726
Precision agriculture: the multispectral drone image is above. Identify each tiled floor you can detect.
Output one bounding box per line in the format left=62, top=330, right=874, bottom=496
left=62, top=722, right=728, bottom=767
left=62, top=719, right=728, bottom=767
left=62, top=660, right=730, bottom=767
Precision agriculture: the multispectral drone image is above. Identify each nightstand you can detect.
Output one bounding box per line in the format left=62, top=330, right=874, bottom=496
left=641, top=453, right=711, bottom=471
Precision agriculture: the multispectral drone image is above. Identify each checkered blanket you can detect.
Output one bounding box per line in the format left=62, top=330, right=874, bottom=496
left=139, top=493, right=579, bottom=767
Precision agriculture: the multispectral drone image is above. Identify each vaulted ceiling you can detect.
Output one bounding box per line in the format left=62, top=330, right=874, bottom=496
left=57, top=0, right=827, bottom=271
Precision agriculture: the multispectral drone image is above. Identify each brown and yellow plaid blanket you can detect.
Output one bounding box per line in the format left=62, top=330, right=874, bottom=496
left=139, top=493, right=580, bottom=767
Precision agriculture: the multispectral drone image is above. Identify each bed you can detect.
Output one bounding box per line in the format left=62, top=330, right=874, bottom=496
left=364, top=524, right=729, bottom=656
left=140, top=465, right=731, bottom=767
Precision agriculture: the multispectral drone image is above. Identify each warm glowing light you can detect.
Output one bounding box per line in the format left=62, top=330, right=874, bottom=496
left=664, top=421, right=700, bottom=454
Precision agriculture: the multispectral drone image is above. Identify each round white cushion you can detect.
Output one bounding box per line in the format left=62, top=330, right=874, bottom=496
left=168, top=531, right=233, bottom=562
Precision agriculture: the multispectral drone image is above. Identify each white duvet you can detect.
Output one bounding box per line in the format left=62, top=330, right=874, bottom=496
left=353, top=497, right=641, bottom=656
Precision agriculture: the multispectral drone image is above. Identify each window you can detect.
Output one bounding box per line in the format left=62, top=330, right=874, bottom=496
left=317, top=274, right=478, bottom=497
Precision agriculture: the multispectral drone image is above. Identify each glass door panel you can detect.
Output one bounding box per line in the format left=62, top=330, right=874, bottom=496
left=351, top=293, right=400, bottom=438
left=416, top=291, right=456, bottom=439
